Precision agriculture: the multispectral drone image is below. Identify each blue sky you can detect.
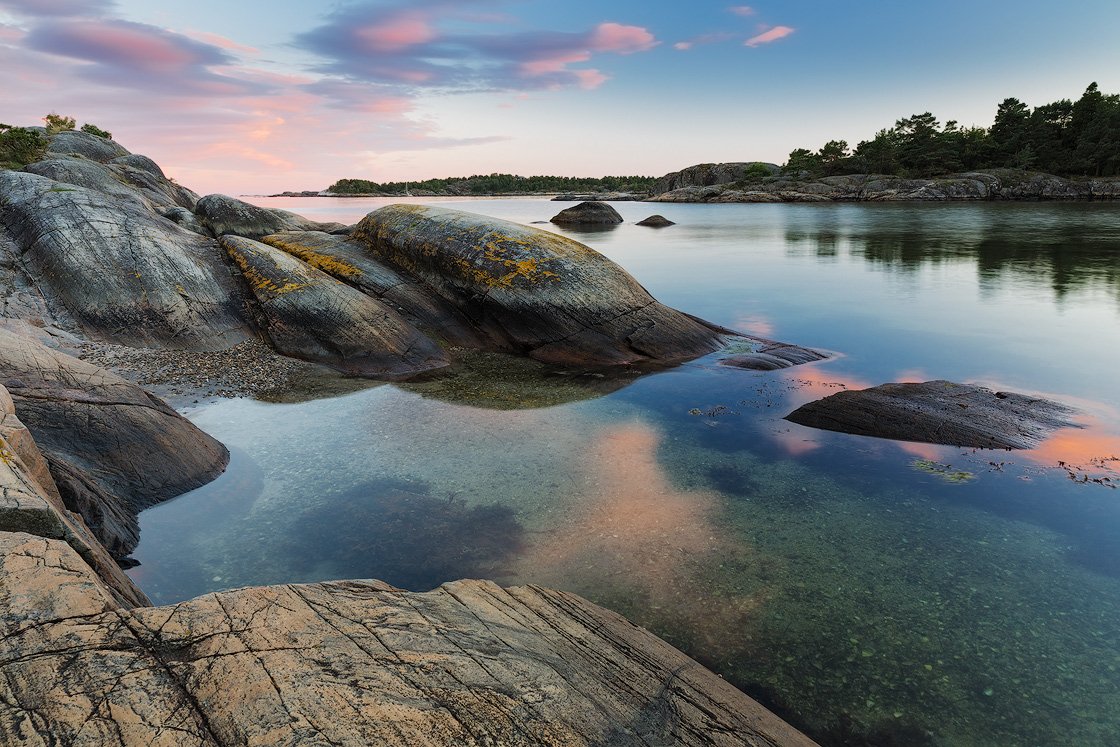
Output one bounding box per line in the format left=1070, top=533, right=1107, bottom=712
left=2, top=0, right=1118, bottom=193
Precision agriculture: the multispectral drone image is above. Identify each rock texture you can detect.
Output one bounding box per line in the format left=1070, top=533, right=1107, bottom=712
left=195, top=194, right=346, bottom=239
left=0, top=333, right=229, bottom=556
left=719, top=340, right=829, bottom=371
left=0, top=531, right=817, bottom=747
left=785, top=380, right=1079, bottom=448
left=650, top=163, right=780, bottom=196
left=354, top=204, right=728, bottom=366
left=221, top=235, right=448, bottom=377
left=637, top=214, right=675, bottom=227
left=0, top=171, right=253, bottom=350
left=649, top=169, right=1120, bottom=203
left=550, top=201, right=624, bottom=225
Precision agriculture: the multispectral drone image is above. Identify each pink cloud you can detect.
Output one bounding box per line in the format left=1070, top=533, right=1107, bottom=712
left=51, top=22, right=202, bottom=69
left=673, top=41, right=692, bottom=51
left=574, top=69, right=609, bottom=90
left=355, top=14, right=435, bottom=52
left=729, top=6, right=756, bottom=16
left=182, top=30, right=259, bottom=55
left=0, top=23, right=25, bottom=44
left=673, top=32, right=735, bottom=51
left=521, top=50, right=591, bottom=76
left=745, top=25, right=795, bottom=47
left=588, top=22, right=656, bottom=54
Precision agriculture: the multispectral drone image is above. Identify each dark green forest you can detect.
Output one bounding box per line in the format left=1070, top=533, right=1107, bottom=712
left=786, top=83, right=1120, bottom=178
left=328, top=173, right=657, bottom=195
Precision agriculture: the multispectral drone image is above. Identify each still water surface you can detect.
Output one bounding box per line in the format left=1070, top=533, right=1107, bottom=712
left=129, top=198, right=1120, bottom=746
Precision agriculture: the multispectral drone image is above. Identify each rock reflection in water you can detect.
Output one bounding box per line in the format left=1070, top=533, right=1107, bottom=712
left=283, top=478, right=525, bottom=591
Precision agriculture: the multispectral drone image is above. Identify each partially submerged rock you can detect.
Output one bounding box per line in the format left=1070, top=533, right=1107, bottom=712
left=221, top=236, right=448, bottom=377
left=719, top=340, right=829, bottom=370
left=0, top=531, right=816, bottom=746
left=354, top=204, right=727, bottom=366
left=636, top=214, right=675, bottom=227
left=550, top=200, right=624, bottom=225
left=195, top=193, right=345, bottom=239
left=785, top=380, right=1079, bottom=448
left=0, top=333, right=229, bottom=556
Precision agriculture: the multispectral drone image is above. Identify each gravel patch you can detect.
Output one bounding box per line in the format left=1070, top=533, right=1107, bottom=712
left=77, top=338, right=312, bottom=406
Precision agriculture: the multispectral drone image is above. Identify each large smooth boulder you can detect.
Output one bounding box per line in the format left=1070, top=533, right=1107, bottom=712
left=0, top=171, right=253, bottom=350
left=261, top=231, right=489, bottom=347
left=0, top=532, right=817, bottom=746
left=550, top=201, right=623, bottom=225
left=195, top=194, right=345, bottom=239
left=785, top=380, right=1079, bottom=448
left=0, top=333, right=230, bottom=556
left=353, top=204, right=728, bottom=366
left=43, top=129, right=129, bottom=163
left=221, top=236, right=449, bottom=377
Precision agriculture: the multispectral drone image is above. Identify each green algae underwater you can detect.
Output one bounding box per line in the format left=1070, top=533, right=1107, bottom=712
left=129, top=199, right=1120, bottom=746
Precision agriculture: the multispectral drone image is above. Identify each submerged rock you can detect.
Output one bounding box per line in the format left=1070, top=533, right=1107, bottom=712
left=0, top=333, right=229, bottom=557
left=354, top=204, right=727, bottom=366
left=636, top=214, right=675, bottom=227
left=0, top=532, right=816, bottom=746
left=221, top=236, right=449, bottom=377
left=550, top=200, right=624, bottom=225
left=719, top=340, right=830, bottom=370
left=785, top=380, right=1079, bottom=448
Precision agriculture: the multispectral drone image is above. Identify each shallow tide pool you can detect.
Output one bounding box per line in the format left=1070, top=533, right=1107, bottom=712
left=129, top=198, right=1120, bottom=746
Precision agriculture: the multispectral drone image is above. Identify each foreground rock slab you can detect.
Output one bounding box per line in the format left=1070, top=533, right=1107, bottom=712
left=785, top=380, right=1079, bottom=448
left=0, top=532, right=817, bottom=747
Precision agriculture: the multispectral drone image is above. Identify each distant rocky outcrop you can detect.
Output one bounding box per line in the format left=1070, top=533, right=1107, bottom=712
left=650, top=162, right=780, bottom=196
left=550, top=200, right=624, bottom=225
left=0, top=531, right=816, bottom=746
left=786, top=380, right=1079, bottom=448
left=551, top=191, right=640, bottom=201
left=649, top=168, right=1120, bottom=203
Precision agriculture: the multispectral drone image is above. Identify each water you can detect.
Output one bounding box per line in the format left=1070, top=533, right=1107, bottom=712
left=128, top=198, right=1120, bottom=746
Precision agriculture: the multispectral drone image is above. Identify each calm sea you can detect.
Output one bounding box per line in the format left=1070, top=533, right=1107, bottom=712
left=128, top=197, right=1120, bottom=746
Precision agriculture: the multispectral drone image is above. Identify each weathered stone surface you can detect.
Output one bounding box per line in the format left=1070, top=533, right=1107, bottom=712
left=648, top=168, right=1120, bottom=203
left=637, top=214, right=675, bottom=227
left=0, top=388, right=148, bottom=606
left=0, top=532, right=816, bottom=746
left=43, top=129, right=130, bottom=163
left=354, top=204, right=728, bottom=366
left=650, top=162, right=780, bottom=196
left=0, top=333, right=229, bottom=556
left=261, top=230, right=489, bottom=348
left=195, top=194, right=345, bottom=239
left=550, top=200, right=624, bottom=225
left=785, top=380, right=1079, bottom=448
left=24, top=154, right=198, bottom=213
left=551, top=192, right=640, bottom=201
left=221, top=235, right=449, bottom=377
left=719, top=340, right=830, bottom=371
left=0, top=171, right=254, bottom=350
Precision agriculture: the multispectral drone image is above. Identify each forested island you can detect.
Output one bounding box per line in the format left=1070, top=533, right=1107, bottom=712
left=317, top=83, right=1119, bottom=198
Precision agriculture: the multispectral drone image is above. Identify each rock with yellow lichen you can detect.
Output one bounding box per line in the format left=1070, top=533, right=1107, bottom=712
left=353, top=204, right=729, bottom=366
left=221, top=235, right=449, bottom=377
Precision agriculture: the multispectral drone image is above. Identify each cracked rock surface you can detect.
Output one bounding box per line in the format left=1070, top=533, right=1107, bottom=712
left=0, top=532, right=816, bottom=747
left=785, top=379, right=1079, bottom=448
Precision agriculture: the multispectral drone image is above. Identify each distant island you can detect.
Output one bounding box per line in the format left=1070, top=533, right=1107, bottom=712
left=304, top=83, right=1118, bottom=200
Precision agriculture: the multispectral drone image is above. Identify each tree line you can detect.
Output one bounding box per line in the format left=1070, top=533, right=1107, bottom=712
left=787, top=83, right=1119, bottom=178
left=328, top=173, right=657, bottom=195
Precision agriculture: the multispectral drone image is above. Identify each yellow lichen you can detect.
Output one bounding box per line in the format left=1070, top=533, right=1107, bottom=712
left=266, top=237, right=363, bottom=281
left=227, top=246, right=308, bottom=297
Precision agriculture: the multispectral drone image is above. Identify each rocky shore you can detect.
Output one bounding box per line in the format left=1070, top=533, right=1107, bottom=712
left=0, top=130, right=826, bottom=744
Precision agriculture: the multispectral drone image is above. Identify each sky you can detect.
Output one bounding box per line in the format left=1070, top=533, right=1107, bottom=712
left=2, top=0, right=1119, bottom=195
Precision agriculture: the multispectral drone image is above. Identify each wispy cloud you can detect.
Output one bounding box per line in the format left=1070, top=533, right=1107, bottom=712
left=0, top=0, right=114, bottom=17
left=673, top=31, right=735, bottom=51
left=728, top=5, right=755, bottom=16
left=745, top=25, right=795, bottom=47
